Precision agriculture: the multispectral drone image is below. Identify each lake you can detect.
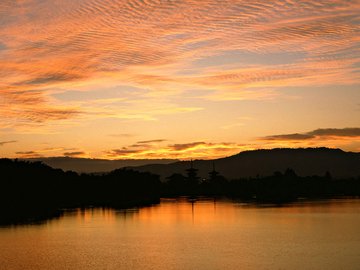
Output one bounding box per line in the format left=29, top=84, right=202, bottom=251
left=1, top=198, right=360, bottom=269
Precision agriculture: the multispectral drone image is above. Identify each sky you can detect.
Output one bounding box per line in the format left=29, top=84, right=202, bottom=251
left=0, top=0, right=359, bottom=160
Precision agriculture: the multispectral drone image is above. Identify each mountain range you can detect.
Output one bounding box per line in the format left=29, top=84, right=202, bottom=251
left=130, top=148, right=360, bottom=180
left=23, top=148, right=360, bottom=180
left=23, top=157, right=178, bottom=173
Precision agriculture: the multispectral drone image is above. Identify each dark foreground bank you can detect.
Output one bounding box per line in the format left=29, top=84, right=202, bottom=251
left=1, top=158, right=359, bottom=225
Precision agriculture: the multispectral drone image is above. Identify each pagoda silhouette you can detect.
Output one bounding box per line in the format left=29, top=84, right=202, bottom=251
left=208, top=162, right=219, bottom=181
left=186, top=160, right=200, bottom=186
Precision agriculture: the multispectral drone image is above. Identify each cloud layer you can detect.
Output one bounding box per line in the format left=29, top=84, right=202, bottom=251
left=0, top=140, right=17, bottom=146
left=1, top=1, right=359, bottom=158
left=261, top=128, right=360, bottom=141
left=258, top=127, right=360, bottom=152
left=106, top=141, right=246, bottom=159
left=1, top=0, right=359, bottom=128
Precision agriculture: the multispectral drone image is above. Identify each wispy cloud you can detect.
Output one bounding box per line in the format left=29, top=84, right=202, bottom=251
left=137, top=139, right=167, bottom=144
left=260, top=127, right=360, bottom=141
left=15, top=151, right=42, bottom=158
left=257, top=127, right=360, bottom=152
left=1, top=0, right=359, bottom=156
left=63, top=151, right=86, bottom=157
left=0, top=86, right=81, bottom=130
left=0, top=140, right=17, bottom=146
left=0, top=0, right=358, bottom=127
left=261, top=133, right=315, bottom=141
left=168, top=142, right=208, bottom=151
left=105, top=141, right=247, bottom=159
left=308, top=128, right=360, bottom=137
left=107, top=148, right=144, bottom=156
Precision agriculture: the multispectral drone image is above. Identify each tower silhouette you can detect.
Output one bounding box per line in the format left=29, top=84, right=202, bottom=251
left=208, top=162, right=219, bottom=181
left=186, top=160, right=200, bottom=186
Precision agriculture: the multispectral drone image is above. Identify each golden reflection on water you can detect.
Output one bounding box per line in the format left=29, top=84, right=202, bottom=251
left=1, top=198, right=360, bottom=270
left=137, top=198, right=238, bottom=225
left=75, top=207, right=117, bottom=225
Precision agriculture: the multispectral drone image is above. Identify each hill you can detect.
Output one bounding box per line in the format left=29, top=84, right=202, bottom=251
left=130, top=148, right=360, bottom=180
left=23, top=157, right=178, bottom=173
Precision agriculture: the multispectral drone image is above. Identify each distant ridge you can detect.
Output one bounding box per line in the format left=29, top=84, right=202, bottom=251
left=130, top=148, right=360, bottom=180
left=19, top=148, right=360, bottom=179
left=22, top=157, right=179, bottom=173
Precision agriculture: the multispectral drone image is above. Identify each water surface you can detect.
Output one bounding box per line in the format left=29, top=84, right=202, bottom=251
left=1, top=198, right=360, bottom=269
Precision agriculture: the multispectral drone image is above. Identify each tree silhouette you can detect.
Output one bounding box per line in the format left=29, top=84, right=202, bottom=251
left=1, top=158, right=359, bottom=225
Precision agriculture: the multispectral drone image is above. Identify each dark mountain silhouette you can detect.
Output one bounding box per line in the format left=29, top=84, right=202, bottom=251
left=130, top=148, right=360, bottom=180
left=23, top=157, right=178, bottom=173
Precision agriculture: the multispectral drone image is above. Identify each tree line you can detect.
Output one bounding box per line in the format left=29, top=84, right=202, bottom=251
left=1, top=158, right=359, bottom=224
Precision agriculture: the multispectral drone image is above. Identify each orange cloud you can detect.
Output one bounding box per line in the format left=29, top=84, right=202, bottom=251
left=0, top=140, right=17, bottom=146
left=1, top=0, right=358, bottom=117
left=260, top=128, right=360, bottom=141
left=169, top=142, right=208, bottom=151
left=63, top=151, right=87, bottom=157
left=0, top=0, right=359, bottom=158
left=308, top=128, right=360, bottom=137
left=105, top=141, right=248, bottom=160
left=137, top=139, right=167, bottom=144
left=15, top=151, right=42, bottom=158
left=257, top=128, right=360, bottom=152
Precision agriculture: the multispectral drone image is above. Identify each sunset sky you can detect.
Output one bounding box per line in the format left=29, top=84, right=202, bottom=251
left=0, top=0, right=359, bottom=160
